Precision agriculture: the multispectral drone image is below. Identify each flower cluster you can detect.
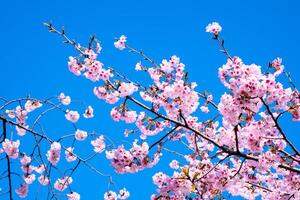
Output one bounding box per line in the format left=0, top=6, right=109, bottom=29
left=46, top=142, right=61, bottom=165
left=104, top=188, right=130, bottom=200
left=106, top=140, right=160, bottom=173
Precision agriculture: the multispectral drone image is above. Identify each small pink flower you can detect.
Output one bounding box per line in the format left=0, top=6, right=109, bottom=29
left=15, top=184, right=28, bottom=198
left=114, top=35, right=127, bottom=50
left=104, top=191, right=117, bottom=200
left=83, top=105, right=94, bottom=118
left=38, top=175, right=49, bottom=186
left=16, top=126, right=28, bottom=136
left=206, top=22, right=222, bottom=35
left=5, top=109, right=15, bottom=118
left=24, top=100, right=42, bottom=112
left=200, top=105, right=209, bottom=113
left=34, top=164, right=46, bottom=174
left=67, top=192, right=81, bottom=200
left=75, top=129, right=88, bottom=141
left=20, top=154, right=31, bottom=165
left=91, top=135, right=106, bottom=153
left=65, top=147, right=77, bottom=162
left=135, top=62, right=143, bottom=71
left=169, top=160, right=179, bottom=169
left=68, top=57, right=81, bottom=76
left=2, top=139, right=20, bottom=159
left=54, top=176, right=73, bottom=191
left=65, top=110, right=80, bottom=123
left=46, top=142, right=61, bottom=165
left=59, top=93, right=71, bottom=105
left=23, top=174, right=36, bottom=184
left=96, top=42, right=102, bottom=53
left=118, top=188, right=130, bottom=199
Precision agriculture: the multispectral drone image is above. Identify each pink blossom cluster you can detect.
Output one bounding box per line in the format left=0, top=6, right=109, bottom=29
left=94, top=85, right=120, bottom=104
left=104, top=188, right=130, bottom=200
left=46, top=142, right=61, bottom=165
left=110, top=106, right=137, bottom=124
left=91, top=135, right=106, bottom=153
left=218, top=56, right=300, bottom=122
left=68, top=48, right=111, bottom=81
left=106, top=140, right=160, bottom=173
left=135, top=112, right=168, bottom=139
left=2, top=139, right=20, bottom=159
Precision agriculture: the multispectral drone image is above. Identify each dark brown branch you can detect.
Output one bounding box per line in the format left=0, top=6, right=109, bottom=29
left=260, top=97, right=300, bottom=156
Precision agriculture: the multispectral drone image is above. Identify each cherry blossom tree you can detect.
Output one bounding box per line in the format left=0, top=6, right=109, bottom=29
left=1, top=21, right=300, bottom=199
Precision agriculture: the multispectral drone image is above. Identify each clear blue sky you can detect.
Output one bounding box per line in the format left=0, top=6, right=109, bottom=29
left=1, top=0, right=300, bottom=199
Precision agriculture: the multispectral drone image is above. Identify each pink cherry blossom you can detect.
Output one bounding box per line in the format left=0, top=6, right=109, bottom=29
left=114, top=35, right=127, bottom=50
left=23, top=174, right=36, bottom=184
left=118, top=188, right=130, bottom=199
left=38, top=175, right=49, bottom=186
left=104, top=191, right=117, bottom=200
left=24, top=100, right=42, bottom=112
left=65, top=110, right=80, bottom=123
left=206, top=22, right=222, bottom=35
left=34, top=164, right=45, bottom=174
left=67, top=192, right=80, bottom=200
left=46, top=142, right=61, bottom=165
left=54, top=176, right=73, bottom=191
left=2, top=139, right=20, bottom=159
left=68, top=56, right=82, bottom=76
left=83, top=105, right=94, bottom=118
left=118, top=82, right=138, bottom=97
left=91, top=135, right=106, bottom=153
left=65, top=147, right=77, bottom=162
left=59, top=92, right=71, bottom=105
left=75, top=129, right=88, bottom=141
left=15, top=184, right=28, bottom=198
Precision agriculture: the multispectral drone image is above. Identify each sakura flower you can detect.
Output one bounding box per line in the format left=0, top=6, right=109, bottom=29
left=91, top=135, right=106, bottom=153
left=206, top=22, right=222, bottom=35
left=20, top=154, right=31, bottom=165
left=85, top=49, right=97, bottom=60
left=67, top=192, right=80, bottom=200
left=83, top=105, right=94, bottom=118
left=200, top=105, right=209, bottom=113
left=68, top=56, right=81, bottom=76
left=16, top=125, right=28, bottom=136
left=65, top=110, right=80, bottom=123
left=135, top=62, right=143, bottom=71
left=118, top=188, right=130, bottom=199
left=2, top=139, right=20, bottom=159
left=65, top=147, right=77, bottom=162
left=118, top=82, right=138, bottom=97
left=114, top=35, right=127, bottom=50
left=15, top=184, right=28, bottom=198
left=75, top=129, right=88, bottom=141
left=24, top=100, right=42, bottom=112
left=38, top=175, right=49, bottom=186
left=104, top=191, right=117, bottom=200
left=23, top=174, right=36, bottom=184
left=21, top=165, right=34, bottom=174
left=5, top=109, right=15, bottom=118
left=34, top=164, right=46, bottom=174
left=46, top=142, right=61, bottom=165
left=271, top=57, right=284, bottom=76
left=160, top=59, right=173, bottom=73
left=96, top=42, right=102, bottom=53
left=169, top=160, right=179, bottom=169
left=54, top=176, right=73, bottom=191
left=59, top=93, right=71, bottom=105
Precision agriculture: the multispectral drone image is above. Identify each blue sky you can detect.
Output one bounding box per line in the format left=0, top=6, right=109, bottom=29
left=1, top=0, right=300, bottom=199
